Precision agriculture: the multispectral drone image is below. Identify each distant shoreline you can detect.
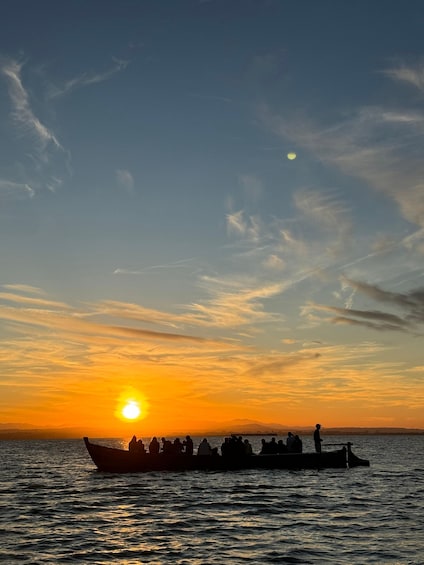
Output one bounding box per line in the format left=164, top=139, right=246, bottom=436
left=240, top=429, right=424, bottom=436
left=0, top=426, right=423, bottom=440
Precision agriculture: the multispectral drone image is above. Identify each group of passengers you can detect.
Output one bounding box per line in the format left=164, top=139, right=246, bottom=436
left=128, top=435, right=146, bottom=454
left=129, top=434, right=194, bottom=456
left=221, top=435, right=253, bottom=457
left=260, top=432, right=303, bottom=454
left=159, top=435, right=194, bottom=455
left=129, top=432, right=303, bottom=456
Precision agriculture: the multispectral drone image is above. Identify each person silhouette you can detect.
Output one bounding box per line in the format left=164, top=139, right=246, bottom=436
left=314, top=424, right=322, bottom=453
left=149, top=436, right=160, bottom=455
left=129, top=435, right=137, bottom=452
left=183, top=435, right=194, bottom=456
left=197, top=438, right=212, bottom=455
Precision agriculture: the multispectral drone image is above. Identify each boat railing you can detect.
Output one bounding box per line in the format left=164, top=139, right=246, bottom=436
left=322, top=442, right=354, bottom=467
left=324, top=442, right=352, bottom=446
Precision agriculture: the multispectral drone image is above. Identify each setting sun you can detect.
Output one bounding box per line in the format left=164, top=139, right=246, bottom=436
left=115, top=387, right=150, bottom=424
left=122, top=401, right=141, bottom=420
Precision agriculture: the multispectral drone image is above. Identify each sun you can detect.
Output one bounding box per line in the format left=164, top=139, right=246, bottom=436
left=122, top=401, right=141, bottom=420
left=115, top=387, right=149, bottom=423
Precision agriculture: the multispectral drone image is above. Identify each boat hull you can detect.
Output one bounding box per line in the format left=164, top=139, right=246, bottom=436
left=83, top=437, right=369, bottom=473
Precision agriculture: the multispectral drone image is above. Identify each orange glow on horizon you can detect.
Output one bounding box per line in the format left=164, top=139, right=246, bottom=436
left=1, top=344, right=423, bottom=435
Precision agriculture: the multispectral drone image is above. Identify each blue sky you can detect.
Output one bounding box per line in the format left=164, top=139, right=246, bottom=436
left=1, top=0, right=423, bottom=432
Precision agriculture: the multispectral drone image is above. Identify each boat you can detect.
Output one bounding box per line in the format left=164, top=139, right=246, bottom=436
left=83, top=437, right=370, bottom=473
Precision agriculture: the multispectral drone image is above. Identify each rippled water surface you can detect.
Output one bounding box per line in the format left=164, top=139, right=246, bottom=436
left=1, top=435, right=423, bottom=564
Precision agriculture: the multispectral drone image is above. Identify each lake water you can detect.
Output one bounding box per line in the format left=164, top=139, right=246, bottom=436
left=0, top=435, right=423, bottom=564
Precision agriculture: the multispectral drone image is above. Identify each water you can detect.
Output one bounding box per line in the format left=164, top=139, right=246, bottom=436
left=0, top=435, right=423, bottom=564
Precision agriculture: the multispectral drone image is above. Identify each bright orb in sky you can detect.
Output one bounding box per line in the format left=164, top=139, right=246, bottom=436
left=115, top=388, right=149, bottom=423
left=287, top=152, right=297, bottom=160
left=122, top=401, right=141, bottom=420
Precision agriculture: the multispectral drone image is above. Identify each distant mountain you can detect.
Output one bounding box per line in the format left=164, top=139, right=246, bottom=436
left=197, top=420, right=424, bottom=436
left=201, top=419, right=293, bottom=435
left=0, top=426, right=114, bottom=440
left=0, top=422, right=39, bottom=429
left=322, top=427, right=424, bottom=435
left=0, top=421, right=422, bottom=440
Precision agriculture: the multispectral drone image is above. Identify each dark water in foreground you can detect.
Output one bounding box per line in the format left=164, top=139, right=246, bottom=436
left=0, top=435, right=423, bottom=564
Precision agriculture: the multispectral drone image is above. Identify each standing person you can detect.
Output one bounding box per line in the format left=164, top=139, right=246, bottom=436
left=314, top=424, right=322, bottom=453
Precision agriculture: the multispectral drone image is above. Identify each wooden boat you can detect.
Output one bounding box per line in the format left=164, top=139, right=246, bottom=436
left=83, top=437, right=370, bottom=473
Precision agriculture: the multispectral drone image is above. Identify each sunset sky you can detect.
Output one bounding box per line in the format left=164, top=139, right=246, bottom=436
left=1, top=0, right=423, bottom=435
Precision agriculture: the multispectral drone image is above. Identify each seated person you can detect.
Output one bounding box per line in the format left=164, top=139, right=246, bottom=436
left=137, top=439, right=146, bottom=454
left=197, top=438, right=212, bottom=455
left=243, top=438, right=253, bottom=455
left=286, top=432, right=295, bottom=451
left=277, top=439, right=288, bottom=453
left=149, top=436, right=160, bottom=455
left=129, top=435, right=137, bottom=452
left=161, top=437, right=173, bottom=454
left=183, top=435, right=194, bottom=456
left=260, top=438, right=270, bottom=454
left=292, top=435, right=303, bottom=453
left=221, top=437, right=231, bottom=456
left=173, top=437, right=183, bottom=454
left=269, top=437, right=279, bottom=454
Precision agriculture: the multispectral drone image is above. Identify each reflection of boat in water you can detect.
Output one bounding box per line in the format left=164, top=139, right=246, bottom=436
left=83, top=437, right=370, bottom=473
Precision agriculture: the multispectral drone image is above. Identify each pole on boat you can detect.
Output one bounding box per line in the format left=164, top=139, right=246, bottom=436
left=346, top=441, right=352, bottom=468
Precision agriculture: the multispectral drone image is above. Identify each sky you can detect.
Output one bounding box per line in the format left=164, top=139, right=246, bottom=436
left=1, top=0, right=424, bottom=435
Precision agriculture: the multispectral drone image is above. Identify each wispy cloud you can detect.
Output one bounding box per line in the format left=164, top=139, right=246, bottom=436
left=0, top=179, right=34, bottom=198
left=47, top=57, right=129, bottom=99
left=88, top=299, right=181, bottom=329
left=304, top=277, right=424, bottom=334
left=0, top=291, right=71, bottom=310
left=383, top=61, right=424, bottom=92
left=1, top=55, right=129, bottom=200
left=1, top=58, right=62, bottom=152
left=2, top=273, right=286, bottom=335
left=343, top=277, right=424, bottom=317
left=113, top=258, right=195, bottom=275
left=259, top=94, right=424, bottom=232
left=1, top=285, right=422, bottom=428
left=293, top=189, right=353, bottom=257
left=263, top=254, right=285, bottom=271
left=0, top=287, right=233, bottom=348
left=0, top=56, right=69, bottom=197
left=226, top=210, right=261, bottom=240
left=115, top=169, right=134, bottom=194
left=3, top=284, right=45, bottom=294
left=238, top=174, right=263, bottom=203
left=293, top=190, right=351, bottom=233
left=309, top=303, right=413, bottom=333
left=187, top=275, right=285, bottom=328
